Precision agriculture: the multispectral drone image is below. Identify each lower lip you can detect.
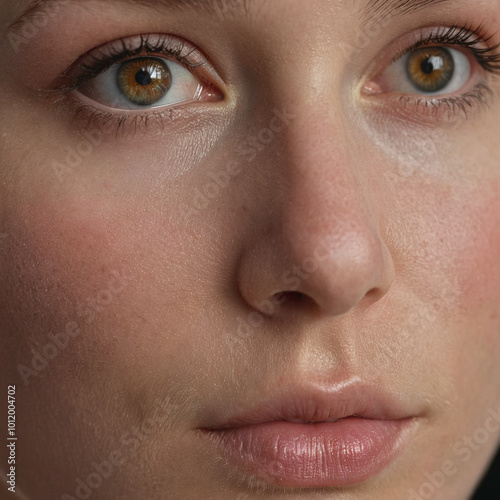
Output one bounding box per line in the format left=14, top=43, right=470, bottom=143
left=205, top=418, right=414, bottom=488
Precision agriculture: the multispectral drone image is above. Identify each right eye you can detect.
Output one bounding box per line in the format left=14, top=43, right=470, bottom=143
left=381, top=46, right=472, bottom=96
left=77, top=55, right=204, bottom=110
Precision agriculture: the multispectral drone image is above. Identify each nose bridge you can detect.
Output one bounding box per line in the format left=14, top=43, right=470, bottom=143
left=236, top=99, right=394, bottom=318
left=281, top=106, right=375, bottom=251
left=290, top=109, right=387, bottom=300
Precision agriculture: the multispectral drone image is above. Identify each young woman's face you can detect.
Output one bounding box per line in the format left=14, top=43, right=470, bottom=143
left=1, top=0, right=500, bottom=498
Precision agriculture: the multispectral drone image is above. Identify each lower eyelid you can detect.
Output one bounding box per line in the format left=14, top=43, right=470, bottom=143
left=49, top=91, right=211, bottom=137
left=361, top=39, right=498, bottom=125
left=362, top=82, right=495, bottom=126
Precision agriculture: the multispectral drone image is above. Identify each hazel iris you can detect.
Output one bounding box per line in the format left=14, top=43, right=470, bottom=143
left=406, top=47, right=455, bottom=93
left=117, top=58, right=172, bottom=106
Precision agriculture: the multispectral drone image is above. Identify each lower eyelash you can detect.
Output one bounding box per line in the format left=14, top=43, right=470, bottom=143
left=395, top=82, right=495, bottom=122
left=48, top=93, right=199, bottom=137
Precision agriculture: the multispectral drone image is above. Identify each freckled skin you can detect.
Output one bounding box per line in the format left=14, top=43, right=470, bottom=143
left=1, top=0, right=500, bottom=499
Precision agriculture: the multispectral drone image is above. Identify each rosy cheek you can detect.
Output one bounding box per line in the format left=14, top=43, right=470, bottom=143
left=460, top=187, right=500, bottom=351
left=435, top=181, right=500, bottom=403
left=454, top=184, right=500, bottom=312
left=15, top=199, right=125, bottom=285
left=3, top=182, right=200, bottom=346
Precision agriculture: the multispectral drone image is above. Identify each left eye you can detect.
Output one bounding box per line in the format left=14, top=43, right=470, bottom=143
left=380, top=46, right=471, bottom=96
left=77, top=56, right=203, bottom=110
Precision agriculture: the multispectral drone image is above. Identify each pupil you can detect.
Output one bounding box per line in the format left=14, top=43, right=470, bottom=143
left=421, top=58, right=436, bottom=75
left=135, top=69, right=152, bottom=86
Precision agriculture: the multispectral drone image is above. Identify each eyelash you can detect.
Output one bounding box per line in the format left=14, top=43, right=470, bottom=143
left=386, top=22, right=500, bottom=120
left=394, top=23, right=500, bottom=73
left=64, top=34, right=206, bottom=91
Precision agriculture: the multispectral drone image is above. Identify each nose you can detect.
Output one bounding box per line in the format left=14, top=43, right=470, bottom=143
left=237, top=108, right=395, bottom=319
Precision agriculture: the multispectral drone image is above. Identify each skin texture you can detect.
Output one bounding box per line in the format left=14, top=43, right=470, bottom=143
left=1, top=0, right=500, bottom=498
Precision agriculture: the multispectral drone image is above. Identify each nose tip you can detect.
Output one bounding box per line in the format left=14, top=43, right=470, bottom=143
left=307, top=229, right=394, bottom=316
left=237, top=218, right=394, bottom=319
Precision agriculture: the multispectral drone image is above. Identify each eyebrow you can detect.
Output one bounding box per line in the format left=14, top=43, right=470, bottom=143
left=7, top=0, right=453, bottom=33
left=362, top=0, right=451, bottom=25
left=8, top=0, right=246, bottom=25
left=6, top=0, right=247, bottom=32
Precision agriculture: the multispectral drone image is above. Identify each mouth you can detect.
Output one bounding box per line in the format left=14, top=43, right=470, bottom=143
left=198, top=379, right=420, bottom=488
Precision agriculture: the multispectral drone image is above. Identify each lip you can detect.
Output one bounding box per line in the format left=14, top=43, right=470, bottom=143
left=199, top=378, right=419, bottom=488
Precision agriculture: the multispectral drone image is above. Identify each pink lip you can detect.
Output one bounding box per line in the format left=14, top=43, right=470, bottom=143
left=200, top=380, right=419, bottom=488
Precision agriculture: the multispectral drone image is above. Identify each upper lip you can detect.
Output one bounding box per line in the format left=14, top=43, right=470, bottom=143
left=203, top=376, right=418, bottom=430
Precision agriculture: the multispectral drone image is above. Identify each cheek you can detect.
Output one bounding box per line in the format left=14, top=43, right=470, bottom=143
left=1, top=172, right=225, bottom=374
left=369, top=109, right=500, bottom=399
left=449, top=183, right=500, bottom=334
left=454, top=186, right=500, bottom=395
left=418, top=180, right=500, bottom=413
left=0, top=196, right=131, bottom=384
left=380, top=170, right=500, bottom=400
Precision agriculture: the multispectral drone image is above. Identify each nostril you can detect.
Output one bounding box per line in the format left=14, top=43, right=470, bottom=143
left=272, top=290, right=309, bottom=310
left=273, top=291, right=304, bottom=302
left=364, top=287, right=384, bottom=304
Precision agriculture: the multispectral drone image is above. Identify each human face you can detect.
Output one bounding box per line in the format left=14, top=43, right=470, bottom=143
left=1, top=0, right=500, bottom=498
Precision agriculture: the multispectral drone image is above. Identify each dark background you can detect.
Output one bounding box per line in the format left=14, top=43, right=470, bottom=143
left=472, top=447, right=500, bottom=499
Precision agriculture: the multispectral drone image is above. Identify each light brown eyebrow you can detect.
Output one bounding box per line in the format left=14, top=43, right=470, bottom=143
left=6, top=0, right=249, bottom=33
left=6, top=0, right=454, bottom=35
left=362, top=0, right=451, bottom=24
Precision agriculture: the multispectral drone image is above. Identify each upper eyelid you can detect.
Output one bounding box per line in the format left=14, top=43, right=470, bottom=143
left=359, top=22, right=500, bottom=91
left=390, top=24, right=500, bottom=72
left=58, top=33, right=223, bottom=91
left=358, top=24, right=500, bottom=110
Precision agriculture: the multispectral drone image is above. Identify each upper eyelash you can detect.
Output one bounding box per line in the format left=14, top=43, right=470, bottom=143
left=59, top=34, right=206, bottom=91
left=393, top=22, right=500, bottom=74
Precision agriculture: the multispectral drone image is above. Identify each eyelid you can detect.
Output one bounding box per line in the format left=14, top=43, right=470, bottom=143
left=362, top=23, right=500, bottom=86
left=393, top=25, right=500, bottom=73
left=358, top=23, right=500, bottom=124
left=45, top=33, right=231, bottom=135
left=57, top=33, right=226, bottom=94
